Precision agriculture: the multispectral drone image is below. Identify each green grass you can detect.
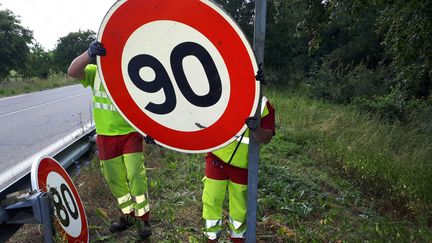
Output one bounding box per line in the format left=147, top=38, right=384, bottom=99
left=0, top=74, right=77, bottom=98
left=7, top=86, right=432, bottom=242
left=268, top=87, right=432, bottom=207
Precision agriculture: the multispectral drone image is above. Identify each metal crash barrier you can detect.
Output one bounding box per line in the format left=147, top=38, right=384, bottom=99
left=0, top=122, right=95, bottom=242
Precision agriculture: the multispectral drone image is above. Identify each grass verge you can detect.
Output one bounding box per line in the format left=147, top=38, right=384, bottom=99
left=0, top=75, right=77, bottom=98
left=7, top=87, right=432, bottom=242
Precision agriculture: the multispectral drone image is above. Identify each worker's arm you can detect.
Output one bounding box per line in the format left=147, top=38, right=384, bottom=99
left=246, top=100, right=276, bottom=144
left=251, top=127, right=273, bottom=144
left=67, top=51, right=91, bottom=80
left=67, top=41, right=106, bottom=80
left=246, top=117, right=274, bottom=144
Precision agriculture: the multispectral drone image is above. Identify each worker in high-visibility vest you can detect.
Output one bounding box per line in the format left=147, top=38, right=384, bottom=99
left=202, top=67, right=276, bottom=243
left=68, top=41, right=152, bottom=239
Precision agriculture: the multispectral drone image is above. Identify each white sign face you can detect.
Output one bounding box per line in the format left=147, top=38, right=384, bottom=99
left=46, top=172, right=82, bottom=237
left=122, top=20, right=230, bottom=132
left=98, top=0, right=259, bottom=153
left=31, top=157, right=89, bottom=242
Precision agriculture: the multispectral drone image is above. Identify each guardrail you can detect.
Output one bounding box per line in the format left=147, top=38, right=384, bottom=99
left=0, top=122, right=96, bottom=242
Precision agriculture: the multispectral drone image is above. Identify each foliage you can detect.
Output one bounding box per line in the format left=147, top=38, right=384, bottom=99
left=19, top=43, right=53, bottom=79
left=286, top=0, right=431, bottom=120
left=0, top=74, right=77, bottom=98
left=8, top=89, right=432, bottom=242
left=377, top=0, right=432, bottom=98
left=52, top=30, right=95, bottom=73
left=0, top=9, right=33, bottom=80
left=265, top=0, right=314, bottom=86
left=269, top=87, right=432, bottom=208
left=0, top=11, right=94, bottom=81
left=305, top=63, right=392, bottom=103
left=1, top=0, right=431, bottom=119
left=214, top=0, right=255, bottom=41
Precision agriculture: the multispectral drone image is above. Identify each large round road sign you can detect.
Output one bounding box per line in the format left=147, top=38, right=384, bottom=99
left=97, top=0, right=259, bottom=153
left=31, top=157, right=89, bottom=243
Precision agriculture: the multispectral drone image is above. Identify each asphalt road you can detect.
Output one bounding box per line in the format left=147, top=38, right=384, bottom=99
left=0, top=84, right=93, bottom=173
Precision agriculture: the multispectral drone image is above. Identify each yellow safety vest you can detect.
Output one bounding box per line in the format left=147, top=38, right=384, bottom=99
left=212, top=97, right=270, bottom=169
left=82, top=64, right=136, bottom=136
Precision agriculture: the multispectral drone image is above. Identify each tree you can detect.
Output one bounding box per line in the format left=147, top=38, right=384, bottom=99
left=0, top=9, right=33, bottom=80
left=214, top=0, right=255, bottom=41
left=53, top=30, right=96, bottom=73
left=24, top=43, right=52, bottom=79
left=377, top=0, right=432, bottom=98
left=265, top=0, right=313, bottom=84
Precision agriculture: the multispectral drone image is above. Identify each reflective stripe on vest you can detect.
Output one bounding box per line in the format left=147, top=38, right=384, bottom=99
left=92, top=75, right=116, bottom=112
left=93, top=90, right=109, bottom=98
left=236, top=136, right=249, bottom=144
left=93, top=102, right=117, bottom=111
left=212, top=97, right=270, bottom=168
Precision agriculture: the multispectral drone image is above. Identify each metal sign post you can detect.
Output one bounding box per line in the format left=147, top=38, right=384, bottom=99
left=0, top=191, right=53, bottom=243
left=246, top=0, right=267, bottom=242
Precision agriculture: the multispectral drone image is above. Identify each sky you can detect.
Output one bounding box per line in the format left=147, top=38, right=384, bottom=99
left=0, top=0, right=114, bottom=51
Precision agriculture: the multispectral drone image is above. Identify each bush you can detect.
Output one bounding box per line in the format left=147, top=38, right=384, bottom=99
left=305, top=63, right=391, bottom=104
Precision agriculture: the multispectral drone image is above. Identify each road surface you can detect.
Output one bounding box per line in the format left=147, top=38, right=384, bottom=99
left=0, top=84, right=93, bottom=174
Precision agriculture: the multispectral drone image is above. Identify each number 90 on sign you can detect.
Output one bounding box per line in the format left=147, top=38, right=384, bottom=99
left=121, top=20, right=231, bottom=133
left=128, top=41, right=222, bottom=115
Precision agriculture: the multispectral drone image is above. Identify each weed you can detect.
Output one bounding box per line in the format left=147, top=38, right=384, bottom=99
left=7, top=90, right=432, bottom=242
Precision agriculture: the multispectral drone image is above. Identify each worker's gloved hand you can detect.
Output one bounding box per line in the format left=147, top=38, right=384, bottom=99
left=144, top=135, right=156, bottom=145
left=88, top=41, right=106, bottom=58
left=245, top=117, right=259, bottom=132
left=255, top=63, right=267, bottom=85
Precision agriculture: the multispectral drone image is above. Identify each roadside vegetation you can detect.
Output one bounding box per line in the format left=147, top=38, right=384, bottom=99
left=9, top=87, right=432, bottom=242
left=79, top=87, right=431, bottom=242
left=0, top=73, right=77, bottom=98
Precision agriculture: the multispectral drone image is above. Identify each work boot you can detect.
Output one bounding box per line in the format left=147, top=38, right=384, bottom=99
left=109, top=215, right=135, bottom=233
left=137, top=220, right=152, bottom=239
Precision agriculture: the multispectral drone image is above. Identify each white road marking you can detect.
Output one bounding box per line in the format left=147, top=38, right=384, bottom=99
left=0, top=92, right=88, bottom=118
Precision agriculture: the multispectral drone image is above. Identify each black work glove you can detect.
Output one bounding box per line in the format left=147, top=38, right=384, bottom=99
left=87, top=41, right=106, bottom=58
left=144, top=135, right=156, bottom=145
left=255, top=63, right=267, bottom=85
left=245, top=117, right=259, bottom=132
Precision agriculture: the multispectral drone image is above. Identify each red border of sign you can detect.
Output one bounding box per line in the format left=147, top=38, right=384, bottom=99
left=98, top=0, right=258, bottom=152
left=31, top=157, right=89, bottom=243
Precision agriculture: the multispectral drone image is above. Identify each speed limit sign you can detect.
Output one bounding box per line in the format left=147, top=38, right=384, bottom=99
left=97, top=0, right=259, bottom=153
left=31, top=157, right=89, bottom=242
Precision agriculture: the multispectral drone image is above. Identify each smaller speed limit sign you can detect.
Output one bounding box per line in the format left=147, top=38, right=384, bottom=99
left=31, top=157, right=89, bottom=243
left=97, top=0, right=259, bottom=153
